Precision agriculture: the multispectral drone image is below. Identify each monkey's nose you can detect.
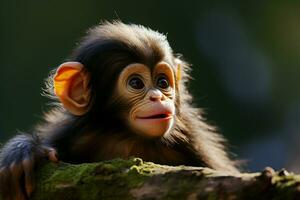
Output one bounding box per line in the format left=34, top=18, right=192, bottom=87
left=149, top=89, right=164, bottom=101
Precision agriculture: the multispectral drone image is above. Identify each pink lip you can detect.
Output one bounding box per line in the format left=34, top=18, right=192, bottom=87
left=135, top=103, right=174, bottom=121
left=137, top=112, right=172, bottom=120
left=136, top=109, right=173, bottom=121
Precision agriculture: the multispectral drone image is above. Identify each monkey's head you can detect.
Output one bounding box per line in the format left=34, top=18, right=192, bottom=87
left=51, top=21, right=187, bottom=139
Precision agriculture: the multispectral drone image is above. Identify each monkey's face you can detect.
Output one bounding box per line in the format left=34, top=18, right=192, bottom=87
left=116, top=62, right=176, bottom=138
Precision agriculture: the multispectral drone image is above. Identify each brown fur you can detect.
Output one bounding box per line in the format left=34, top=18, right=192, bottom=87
left=39, top=21, right=238, bottom=173
left=0, top=20, right=238, bottom=200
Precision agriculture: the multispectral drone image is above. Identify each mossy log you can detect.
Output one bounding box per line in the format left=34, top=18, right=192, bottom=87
left=27, top=158, right=300, bottom=200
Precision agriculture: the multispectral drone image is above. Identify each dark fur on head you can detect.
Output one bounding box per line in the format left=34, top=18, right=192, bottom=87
left=39, top=21, right=238, bottom=172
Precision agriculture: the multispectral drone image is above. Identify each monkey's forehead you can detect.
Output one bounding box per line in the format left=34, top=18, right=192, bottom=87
left=70, top=22, right=175, bottom=69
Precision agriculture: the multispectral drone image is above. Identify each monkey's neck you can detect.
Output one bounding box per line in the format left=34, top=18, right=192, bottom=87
left=39, top=111, right=202, bottom=166
left=63, top=129, right=199, bottom=166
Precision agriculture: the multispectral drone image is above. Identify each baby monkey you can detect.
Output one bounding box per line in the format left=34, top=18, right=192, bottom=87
left=0, top=21, right=238, bottom=200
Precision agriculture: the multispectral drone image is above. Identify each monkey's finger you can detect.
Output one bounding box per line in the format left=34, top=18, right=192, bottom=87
left=9, top=163, right=26, bottom=200
left=47, top=148, right=58, bottom=163
left=41, top=145, right=58, bottom=162
left=22, top=159, right=34, bottom=197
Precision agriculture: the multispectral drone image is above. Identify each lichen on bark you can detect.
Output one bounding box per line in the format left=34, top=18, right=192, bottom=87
left=24, top=158, right=300, bottom=199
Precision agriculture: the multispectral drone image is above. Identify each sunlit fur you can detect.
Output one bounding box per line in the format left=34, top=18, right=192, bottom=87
left=38, top=21, right=239, bottom=173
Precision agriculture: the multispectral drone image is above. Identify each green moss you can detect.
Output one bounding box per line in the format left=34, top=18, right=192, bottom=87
left=269, top=174, right=300, bottom=200
left=206, top=193, right=218, bottom=200
left=32, top=158, right=153, bottom=200
left=30, top=158, right=300, bottom=200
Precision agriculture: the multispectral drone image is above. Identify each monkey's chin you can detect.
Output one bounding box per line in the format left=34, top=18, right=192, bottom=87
left=133, top=116, right=174, bottom=138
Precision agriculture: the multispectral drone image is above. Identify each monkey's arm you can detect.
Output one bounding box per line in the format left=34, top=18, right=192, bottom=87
left=0, top=134, right=57, bottom=200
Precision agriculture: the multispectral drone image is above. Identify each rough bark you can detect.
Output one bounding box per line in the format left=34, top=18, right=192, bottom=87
left=21, top=158, right=300, bottom=200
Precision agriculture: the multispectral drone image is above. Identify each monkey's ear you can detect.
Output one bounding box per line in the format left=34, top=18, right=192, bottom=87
left=174, top=58, right=182, bottom=82
left=53, top=62, right=90, bottom=116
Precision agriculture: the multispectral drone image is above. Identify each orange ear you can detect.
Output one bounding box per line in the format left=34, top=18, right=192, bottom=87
left=54, top=62, right=90, bottom=116
left=174, top=58, right=182, bottom=82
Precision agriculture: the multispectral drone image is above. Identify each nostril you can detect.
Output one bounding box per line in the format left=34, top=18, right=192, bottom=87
left=150, top=96, right=158, bottom=101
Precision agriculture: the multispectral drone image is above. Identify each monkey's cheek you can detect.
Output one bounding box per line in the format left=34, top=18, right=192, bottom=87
left=133, top=117, right=174, bottom=138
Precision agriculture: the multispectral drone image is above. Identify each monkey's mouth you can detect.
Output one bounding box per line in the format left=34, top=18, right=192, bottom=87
left=137, top=113, right=172, bottom=120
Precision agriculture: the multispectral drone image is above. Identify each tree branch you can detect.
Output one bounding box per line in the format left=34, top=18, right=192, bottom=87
left=29, top=158, right=300, bottom=200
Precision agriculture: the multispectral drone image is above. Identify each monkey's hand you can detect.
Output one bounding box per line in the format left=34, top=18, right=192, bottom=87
left=0, top=134, right=58, bottom=200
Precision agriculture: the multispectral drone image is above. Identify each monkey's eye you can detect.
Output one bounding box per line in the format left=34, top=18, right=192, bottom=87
left=156, top=75, right=170, bottom=89
left=128, top=76, right=145, bottom=90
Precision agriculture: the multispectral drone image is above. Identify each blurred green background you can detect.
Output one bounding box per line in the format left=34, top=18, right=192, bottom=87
left=1, top=1, right=300, bottom=172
